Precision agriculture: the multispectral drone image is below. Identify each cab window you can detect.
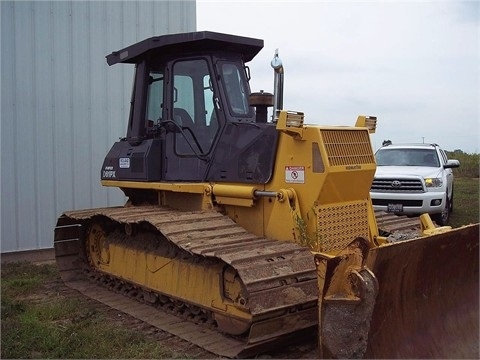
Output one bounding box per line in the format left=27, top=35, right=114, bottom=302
left=220, top=62, right=251, bottom=116
left=145, top=71, right=164, bottom=130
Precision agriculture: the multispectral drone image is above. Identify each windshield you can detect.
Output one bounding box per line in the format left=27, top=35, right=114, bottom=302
left=376, top=148, right=440, bottom=167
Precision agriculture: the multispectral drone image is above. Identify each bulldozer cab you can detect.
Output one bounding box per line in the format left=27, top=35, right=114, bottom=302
left=102, top=31, right=278, bottom=184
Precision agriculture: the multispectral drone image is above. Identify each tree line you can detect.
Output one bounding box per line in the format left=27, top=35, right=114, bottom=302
left=447, top=150, right=479, bottom=178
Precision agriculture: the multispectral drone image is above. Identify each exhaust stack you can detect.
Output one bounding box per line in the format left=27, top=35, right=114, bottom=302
left=271, top=49, right=284, bottom=122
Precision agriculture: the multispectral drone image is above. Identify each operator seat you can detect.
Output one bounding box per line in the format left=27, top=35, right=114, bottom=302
left=173, top=108, right=197, bottom=153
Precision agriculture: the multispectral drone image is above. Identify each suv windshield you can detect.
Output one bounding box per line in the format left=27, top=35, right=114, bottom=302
left=376, top=148, right=440, bottom=167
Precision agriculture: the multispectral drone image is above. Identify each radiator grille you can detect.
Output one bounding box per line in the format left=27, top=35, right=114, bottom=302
left=316, top=202, right=370, bottom=253
left=371, top=178, right=424, bottom=192
left=321, top=129, right=375, bottom=166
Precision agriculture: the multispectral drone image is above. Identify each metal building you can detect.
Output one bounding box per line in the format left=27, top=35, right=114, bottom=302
left=1, top=1, right=196, bottom=253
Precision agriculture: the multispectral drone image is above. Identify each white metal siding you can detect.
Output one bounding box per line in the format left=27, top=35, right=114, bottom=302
left=1, top=0, right=196, bottom=252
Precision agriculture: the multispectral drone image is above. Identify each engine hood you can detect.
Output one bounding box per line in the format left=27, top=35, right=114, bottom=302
left=374, top=165, right=442, bottom=179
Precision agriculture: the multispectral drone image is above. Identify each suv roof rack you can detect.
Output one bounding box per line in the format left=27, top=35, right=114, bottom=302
left=381, top=143, right=439, bottom=148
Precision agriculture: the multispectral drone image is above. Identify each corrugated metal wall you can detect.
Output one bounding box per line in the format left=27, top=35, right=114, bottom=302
left=1, top=1, right=196, bottom=252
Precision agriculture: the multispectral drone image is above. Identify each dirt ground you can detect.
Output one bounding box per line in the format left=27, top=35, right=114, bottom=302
left=48, top=278, right=220, bottom=358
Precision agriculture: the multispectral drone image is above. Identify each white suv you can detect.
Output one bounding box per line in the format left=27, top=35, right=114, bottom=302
left=370, top=143, right=460, bottom=226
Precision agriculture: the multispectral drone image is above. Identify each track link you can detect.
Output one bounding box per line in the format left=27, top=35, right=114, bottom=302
left=374, top=210, right=422, bottom=236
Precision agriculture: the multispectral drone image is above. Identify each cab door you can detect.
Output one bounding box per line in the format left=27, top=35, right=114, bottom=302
left=163, top=57, right=221, bottom=181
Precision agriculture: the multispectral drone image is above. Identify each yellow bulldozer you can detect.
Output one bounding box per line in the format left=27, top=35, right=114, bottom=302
left=54, top=31, right=479, bottom=358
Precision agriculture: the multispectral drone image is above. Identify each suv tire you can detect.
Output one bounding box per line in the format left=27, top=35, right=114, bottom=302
left=433, top=195, right=450, bottom=226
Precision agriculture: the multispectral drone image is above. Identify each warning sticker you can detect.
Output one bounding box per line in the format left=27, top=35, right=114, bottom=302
left=285, top=166, right=305, bottom=183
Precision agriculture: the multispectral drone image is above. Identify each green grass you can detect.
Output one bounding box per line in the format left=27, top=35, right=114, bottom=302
left=1, top=262, right=191, bottom=359
left=449, top=177, right=479, bottom=228
left=1, top=261, right=57, bottom=297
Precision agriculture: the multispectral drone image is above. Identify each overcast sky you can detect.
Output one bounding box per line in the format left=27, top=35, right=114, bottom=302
left=197, top=0, right=479, bottom=153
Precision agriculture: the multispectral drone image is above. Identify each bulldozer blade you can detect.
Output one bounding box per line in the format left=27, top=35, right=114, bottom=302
left=364, top=223, right=479, bottom=359
left=315, top=237, right=379, bottom=359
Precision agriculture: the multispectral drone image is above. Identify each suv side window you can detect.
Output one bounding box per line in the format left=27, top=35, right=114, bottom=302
left=440, top=149, right=448, bottom=165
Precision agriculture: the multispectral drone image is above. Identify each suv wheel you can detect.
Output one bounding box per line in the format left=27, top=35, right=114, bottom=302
left=450, top=185, right=454, bottom=213
left=433, top=195, right=451, bottom=226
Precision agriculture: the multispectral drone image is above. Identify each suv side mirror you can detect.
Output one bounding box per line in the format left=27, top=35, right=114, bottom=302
left=444, top=159, right=460, bottom=169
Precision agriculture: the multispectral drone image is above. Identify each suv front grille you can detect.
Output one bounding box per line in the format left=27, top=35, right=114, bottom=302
left=371, top=178, right=424, bottom=192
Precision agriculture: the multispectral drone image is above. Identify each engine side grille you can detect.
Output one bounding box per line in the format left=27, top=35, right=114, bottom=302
left=371, top=178, right=424, bottom=192
left=321, top=129, right=375, bottom=166
left=316, top=201, right=370, bottom=253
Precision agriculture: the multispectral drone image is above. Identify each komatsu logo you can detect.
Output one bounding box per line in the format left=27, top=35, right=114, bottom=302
left=346, top=165, right=361, bottom=170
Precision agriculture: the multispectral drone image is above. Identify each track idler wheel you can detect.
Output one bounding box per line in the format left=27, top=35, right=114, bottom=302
left=86, top=223, right=111, bottom=266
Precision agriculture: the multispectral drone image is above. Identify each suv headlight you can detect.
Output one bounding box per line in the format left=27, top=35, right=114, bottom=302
left=425, top=177, right=443, bottom=187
